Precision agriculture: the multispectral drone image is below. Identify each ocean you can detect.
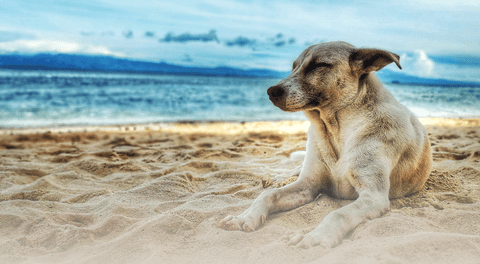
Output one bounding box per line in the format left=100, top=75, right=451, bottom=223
left=1, top=70, right=479, bottom=128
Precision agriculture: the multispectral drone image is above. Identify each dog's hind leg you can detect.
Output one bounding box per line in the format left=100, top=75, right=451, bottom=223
left=288, top=189, right=390, bottom=248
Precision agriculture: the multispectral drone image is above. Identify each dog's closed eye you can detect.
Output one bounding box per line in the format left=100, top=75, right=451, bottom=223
left=305, top=61, right=331, bottom=75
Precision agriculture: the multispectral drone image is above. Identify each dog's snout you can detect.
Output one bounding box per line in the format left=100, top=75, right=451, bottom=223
left=267, top=84, right=287, bottom=110
left=267, top=85, right=285, bottom=99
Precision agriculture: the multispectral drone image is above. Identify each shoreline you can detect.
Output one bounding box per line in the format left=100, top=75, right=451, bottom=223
left=1, top=117, right=479, bottom=136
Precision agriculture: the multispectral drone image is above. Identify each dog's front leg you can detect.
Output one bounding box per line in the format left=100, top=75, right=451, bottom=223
left=289, top=152, right=391, bottom=248
left=219, top=179, right=318, bottom=232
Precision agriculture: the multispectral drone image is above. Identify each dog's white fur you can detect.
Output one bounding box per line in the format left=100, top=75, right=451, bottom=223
left=220, top=41, right=432, bottom=249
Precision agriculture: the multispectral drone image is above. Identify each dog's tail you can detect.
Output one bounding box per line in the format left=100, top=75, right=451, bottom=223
left=289, top=151, right=306, bottom=162
left=269, top=151, right=306, bottom=182
left=289, top=151, right=306, bottom=177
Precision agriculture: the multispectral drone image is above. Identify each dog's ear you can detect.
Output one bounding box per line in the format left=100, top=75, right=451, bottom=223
left=349, top=48, right=402, bottom=75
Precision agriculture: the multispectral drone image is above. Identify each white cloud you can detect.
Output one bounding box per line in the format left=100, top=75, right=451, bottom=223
left=399, top=50, right=435, bottom=78
left=0, top=39, right=125, bottom=57
left=392, top=49, right=480, bottom=82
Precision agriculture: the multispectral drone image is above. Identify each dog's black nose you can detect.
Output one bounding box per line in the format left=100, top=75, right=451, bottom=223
left=267, top=85, right=285, bottom=99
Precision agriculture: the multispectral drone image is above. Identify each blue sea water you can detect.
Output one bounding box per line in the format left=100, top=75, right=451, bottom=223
left=0, top=70, right=479, bottom=128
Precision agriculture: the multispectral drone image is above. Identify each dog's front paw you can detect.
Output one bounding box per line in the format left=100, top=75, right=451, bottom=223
left=219, top=214, right=266, bottom=232
left=287, top=234, right=327, bottom=249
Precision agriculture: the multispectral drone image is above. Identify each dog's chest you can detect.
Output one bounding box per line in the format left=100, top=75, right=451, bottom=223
left=310, top=122, right=342, bottom=170
left=309, top=132, right=361, bottom=198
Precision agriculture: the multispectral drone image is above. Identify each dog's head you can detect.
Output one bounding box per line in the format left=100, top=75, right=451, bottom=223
left=267, top=41, right=401, bottom=112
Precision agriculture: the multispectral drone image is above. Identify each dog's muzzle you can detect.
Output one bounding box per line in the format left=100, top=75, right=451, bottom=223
left=267, top=85, right=286, bottom=109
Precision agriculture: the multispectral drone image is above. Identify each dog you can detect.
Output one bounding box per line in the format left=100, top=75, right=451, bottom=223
left=219, top=41, right=432, bottom=249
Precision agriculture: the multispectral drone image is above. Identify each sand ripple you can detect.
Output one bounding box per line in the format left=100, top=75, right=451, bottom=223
left=1, top=121, right=479, bottom=264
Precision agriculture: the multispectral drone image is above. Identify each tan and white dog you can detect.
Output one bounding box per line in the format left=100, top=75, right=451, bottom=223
left=220, top=41, right=432, bottom=249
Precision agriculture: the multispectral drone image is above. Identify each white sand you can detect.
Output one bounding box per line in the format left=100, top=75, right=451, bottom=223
left=1, top=120, right=479, bottom=264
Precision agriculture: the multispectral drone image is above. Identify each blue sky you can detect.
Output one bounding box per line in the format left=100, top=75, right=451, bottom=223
left=1, top=0, right=480, bottom=81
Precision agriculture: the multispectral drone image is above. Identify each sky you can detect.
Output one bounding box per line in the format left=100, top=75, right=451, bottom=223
left=1, top=0, right=480, bottom=81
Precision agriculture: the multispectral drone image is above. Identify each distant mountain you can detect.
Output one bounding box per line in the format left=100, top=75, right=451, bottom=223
left=0, top=53, right=289, bottom=78
left=1, top=53, right=479, bottom=86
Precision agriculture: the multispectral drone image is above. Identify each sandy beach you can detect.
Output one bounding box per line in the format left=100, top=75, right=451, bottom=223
left=1, top=119, right=479, bottom=264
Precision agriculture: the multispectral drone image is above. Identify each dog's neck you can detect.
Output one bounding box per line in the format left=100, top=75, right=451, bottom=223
left=305, top=109, right=339, bottom=135
left=304, top=108, right=340, bottom=167
left=353, top=73, right=389, bottom=108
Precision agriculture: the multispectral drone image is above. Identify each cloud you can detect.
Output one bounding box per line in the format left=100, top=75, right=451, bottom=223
left=122, top=30, right=133, bottom=39
left=274, top=40, right=286, bottom=47
left=399, top=50, right=435, bottom=77
left=266, top=33, right=296, bottom=47
left=225, top=36, right=256, bottom=47
left=391, top=50, right=480, bottom=82
left=0, top=39, right=125, bottom=57
left=144, top=31, right=155, bottom=38
left=160, top=30, right=219, bottom=43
